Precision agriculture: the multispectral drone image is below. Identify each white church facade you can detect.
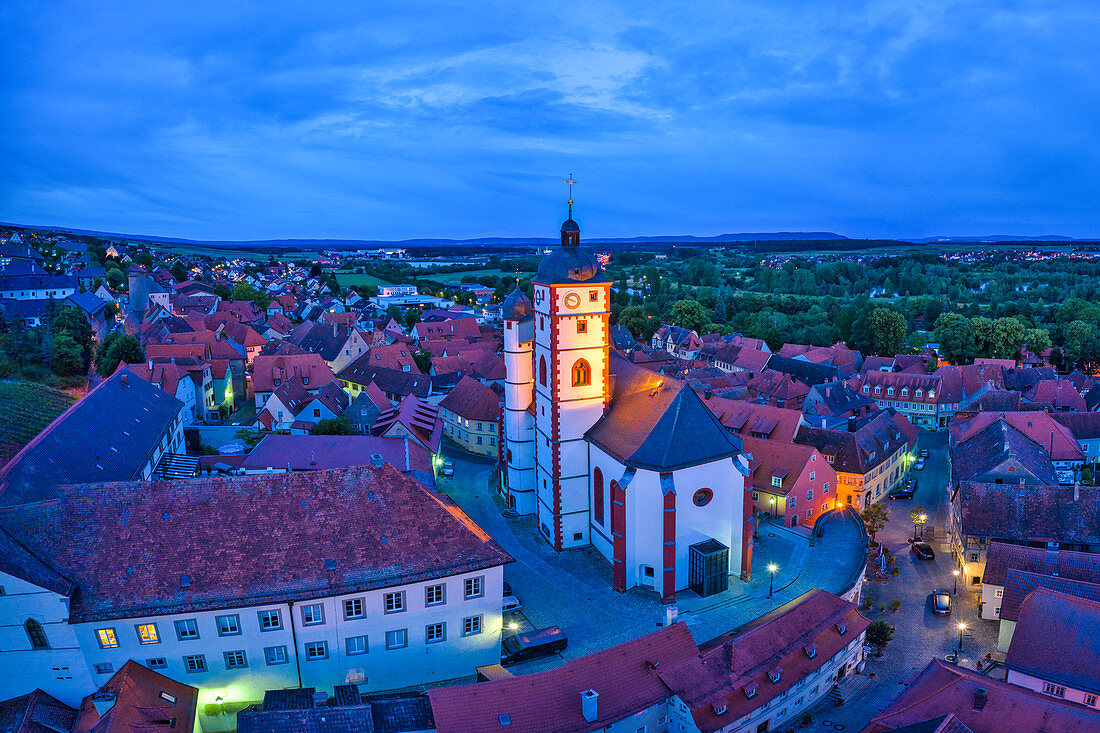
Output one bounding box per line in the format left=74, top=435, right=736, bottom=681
left=502, top=211, right=753, bottom=603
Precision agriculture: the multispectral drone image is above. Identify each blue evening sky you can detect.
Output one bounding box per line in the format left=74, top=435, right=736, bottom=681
left=1, top=2, right=1097, bottom=241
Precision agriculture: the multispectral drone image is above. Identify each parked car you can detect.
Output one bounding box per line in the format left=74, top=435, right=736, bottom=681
left=919, top=449, right=929, bottom=458
left=931, top=589, right=952, bottom=615
left=911, top=541, right=936, bottom=561
left=503, top=580, right=513, bottom=596
left=441, top=460, right=455, bottom=477
left=889, top=488, right=914, bottom=500
left=915, top=459, right=925, bottom=471
left=502, top=594, right=523, bottom=613
left=501, top=626, right=567, bottom=665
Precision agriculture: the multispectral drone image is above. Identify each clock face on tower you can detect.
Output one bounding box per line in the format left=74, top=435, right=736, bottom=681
left=564, top=292, right=580, bottom=309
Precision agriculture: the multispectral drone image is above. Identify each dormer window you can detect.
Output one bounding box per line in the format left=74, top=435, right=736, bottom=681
left=836, top=622, right=847, bottom=635
left=887, top=387, right=894, bottom=396
left=273, top=378, right=281, bottom=386
left=771, top=475, right=783, bottom=488
left=712, top=703, right=727, bottom=716
left=302, top=377, right=309, bottom=386
left=862, top=384, right=869, bottom=393
left=915, top=389, right=923, bottom=398
left=768, top=667, right=782, bottom=684
left=804, top=643, right=817, bottom=659
left=900, top=388, right=908, bottom=397
left=928, top=390, right=935, bottom=399
left=874, top=386, right=881, bottom=395
left=744, top=684, right=758, bottom=699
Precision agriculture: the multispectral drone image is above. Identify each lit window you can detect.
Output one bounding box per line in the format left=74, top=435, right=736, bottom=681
left=463, top=615, right=483, bottom=636
left=571, top=359, right=591, bottom=387
left=96, top=628, right=119, bottom=648
left=384, top=592, right=405, bottom=614
left=136, top=623, right=160, bottom=645
left=464, top=577, right=484, bottom=600
left=426, top=622, right=446, bottom=643
left=771, top=476, right=782, bottom=488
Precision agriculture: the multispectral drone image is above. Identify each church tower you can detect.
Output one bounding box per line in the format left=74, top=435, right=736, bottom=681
left=531, top=199, right=611, bottom=551
left=501, top=285, right=536, bottom=513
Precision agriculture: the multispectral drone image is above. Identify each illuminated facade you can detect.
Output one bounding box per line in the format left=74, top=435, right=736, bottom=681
left=503, top=211, right=752, bottom=602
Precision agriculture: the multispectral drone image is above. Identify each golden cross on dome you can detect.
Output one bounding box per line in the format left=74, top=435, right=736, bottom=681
left=564, top=174, right=577, bottom=217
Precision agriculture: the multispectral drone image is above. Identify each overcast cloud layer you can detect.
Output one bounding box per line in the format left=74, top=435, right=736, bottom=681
left=1, top=1, right=1098, bottom=241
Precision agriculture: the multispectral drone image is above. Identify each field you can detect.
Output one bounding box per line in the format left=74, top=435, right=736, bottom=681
left=420, top=269, right=535, bottom=284
left=335, top=271, right=394, bottom=288
left=0, top=381, right=77, bottom=466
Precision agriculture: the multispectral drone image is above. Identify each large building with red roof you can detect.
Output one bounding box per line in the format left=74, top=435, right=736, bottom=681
left=501, top=214, right=752, bottom=602
left=0, top=465, right=512, bottom=727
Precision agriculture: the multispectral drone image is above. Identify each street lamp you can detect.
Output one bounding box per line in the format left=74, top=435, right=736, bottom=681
left=767, top=563, right=779, bottom=598
left=919, top=514, right=927, bottom=539
left=952, top=569, right=959, bottom=595
left=957, top=622, right=966, bottom=652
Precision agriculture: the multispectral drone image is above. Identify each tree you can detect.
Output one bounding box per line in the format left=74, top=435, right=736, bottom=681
left=867, top=308, right=907, bottom=356
left=866, top=620, right=895, bottom=657
left=910, top=504, right=928, bottom=539
left=230, top=282, right=272, bottom=309
left=616, top=306, right=650, bottom=338
left=413, top=347, right=433, bottom=375
left=94, top=332, right=144, bottom=376
left=53, top=306, right=94, bottom=353
left=51, top=333, right=84, bottom=377
left=934, top=313, right=977, bottom=364
left=169, top=261, right=188, bottom=282
left=312, top=417, right=355, bottom=435
left=669, top=299, right=709, bottom=333
left=860, top=504, right=890, bottom=544
left=1023, top=328, right=1052, bottom=355
left=106, top=268, right=126, bottom=291
left=233, top=427, right=264, bottom=450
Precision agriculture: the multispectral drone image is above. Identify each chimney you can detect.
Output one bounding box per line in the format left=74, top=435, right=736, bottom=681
left=120, top=374, right=129, bottom=386
left=92, top=692, right=117, bottom=717
left=848, top=416, right=858, bottom=432
left=580, top=690, right=599, bottom=723
left=973, top=687, right=988, bottom=711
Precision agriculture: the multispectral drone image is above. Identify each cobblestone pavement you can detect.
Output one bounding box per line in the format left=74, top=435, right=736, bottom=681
left=437, top=445, right=869, bottom=676
left=796, top=432, right=1004, bottom=731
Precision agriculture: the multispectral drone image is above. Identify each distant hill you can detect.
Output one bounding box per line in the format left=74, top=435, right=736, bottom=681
left=902, top=234, right=1078, bottom=243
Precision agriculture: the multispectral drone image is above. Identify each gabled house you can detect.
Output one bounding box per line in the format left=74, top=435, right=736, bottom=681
left=743, top=436, right=838, bottom=530
left=438, top=376, right=501, bottom=458
left=251, top=354, right=336, bottom=409
left=373, top=393, right=443, bottom=458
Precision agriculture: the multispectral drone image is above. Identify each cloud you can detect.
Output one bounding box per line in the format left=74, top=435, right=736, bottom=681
left=1, top=0, right=1098, bottom=239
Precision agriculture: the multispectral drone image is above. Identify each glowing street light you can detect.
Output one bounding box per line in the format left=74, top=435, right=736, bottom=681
left=952, top=569, right=959, bottom=595
left=919, top=513, right=928, bottom=539
left=508, top=622, right=519, bottom=631
left=957, top=622, right=967, bottom=652
left=767, top=563, right=779, bottom=599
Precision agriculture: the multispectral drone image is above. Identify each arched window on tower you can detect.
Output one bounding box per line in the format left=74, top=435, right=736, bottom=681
left=539, top=356, right=547, bottom=386
left=25, top=619, right=48, bottom=649
left=572, top=359, right=591, bottom=387
left=593, top=467, right=605, bottom=525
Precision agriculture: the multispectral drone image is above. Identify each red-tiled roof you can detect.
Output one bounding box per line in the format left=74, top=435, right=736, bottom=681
left=862, top=658, right=1100, bottom=733
left=413, top=318, right=482, bottom=342
left=242, top=435, right=432, bottom=477
left=982, top=542, right=1100, bottom=586
left=999, top=569, right=1100, bottom=622
left=687, top=590, right=871, bottom=731
left=374, top=394, right=443, bottom=453
left=252, top=354, right=335, bottom=393
left=1004, top=588, right=1100, bottom=695
left=0, top=689, right=77, bottom=733
left=73, top=660, right=197, bottom=733
left=1025, top=379, right=1087, bottom=411
left=743, top=436, right=833, bottom=497
left=951, top=411, right=1084, bottom=462
left=703, top=398, right=805, bottom=442
left=954, top=481, right=1100, bottom=545
left=428, top=623, right=700, bottom=733
left=0, top=465, right=511, bottom=622
left=439, top=376, right=501, bottom=422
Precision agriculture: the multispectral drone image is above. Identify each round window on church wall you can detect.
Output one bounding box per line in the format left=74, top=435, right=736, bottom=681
left=693, top=488, right=713, bottom=507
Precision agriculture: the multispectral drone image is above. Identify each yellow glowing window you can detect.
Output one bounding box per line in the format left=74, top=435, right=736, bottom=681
left=96, top=628, right=118, bottom=648
left=136, top=623, right=159, bottom=644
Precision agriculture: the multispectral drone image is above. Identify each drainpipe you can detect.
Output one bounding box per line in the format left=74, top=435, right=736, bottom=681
left=288, top=600, right=303, bottom=689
